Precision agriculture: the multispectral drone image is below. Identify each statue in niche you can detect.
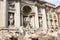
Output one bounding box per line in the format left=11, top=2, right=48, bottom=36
left=23, top=16, right=32, bottom=29
left=23, top=15, right=35, bottom=37
left=9, top=13, right=14, bottom=26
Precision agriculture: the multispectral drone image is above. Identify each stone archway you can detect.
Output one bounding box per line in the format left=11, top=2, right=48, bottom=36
left=21, top=5, right=36, bottom=37
left=22, top=5, right=32, bottom=28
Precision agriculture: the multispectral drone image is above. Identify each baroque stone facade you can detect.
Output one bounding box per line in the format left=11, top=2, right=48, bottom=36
left=0, top=0, right=59, bottom=40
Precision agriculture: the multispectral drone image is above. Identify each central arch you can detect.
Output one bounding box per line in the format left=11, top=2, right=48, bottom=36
left=21, top=5, right=33, bottom=28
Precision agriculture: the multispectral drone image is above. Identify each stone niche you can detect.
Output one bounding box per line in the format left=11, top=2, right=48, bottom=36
left=8, top=12, right=14, bottom=26
left=22, top=5, right=32, bottom=28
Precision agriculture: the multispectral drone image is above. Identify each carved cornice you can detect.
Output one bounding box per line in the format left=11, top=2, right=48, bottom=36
left=36, top=3, right=46, bottom=8
left=45, top=3, right=56, bottom=9
left=37, top=0, right=46, bottom=3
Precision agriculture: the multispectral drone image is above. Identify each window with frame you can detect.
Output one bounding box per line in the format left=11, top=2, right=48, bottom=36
left=50, top=19, right=53, bottom=26
left=55, top=20, right=57, bottom=24
left=54, top=14, right=56, bottom=19
left=47, top=19, right=49, bottom=27
left=49, top=13, right=52, bottom=18
left=39, top=17, right=42, bottom=27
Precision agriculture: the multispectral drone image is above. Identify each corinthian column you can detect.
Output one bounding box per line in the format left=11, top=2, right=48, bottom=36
left=41, top=8, right=47, bottom=33
left=32, top=6, right=39, bottom=29
left=15, top=1, right=20, bottom=27
left=0, top=0, right=8, bottom=27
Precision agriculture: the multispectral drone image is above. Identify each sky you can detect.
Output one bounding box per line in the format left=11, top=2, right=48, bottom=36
left=45, top=0, right=60, bottom=6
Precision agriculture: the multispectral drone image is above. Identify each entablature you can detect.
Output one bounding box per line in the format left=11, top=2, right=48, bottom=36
left=45, top=2, right=56, bottom=9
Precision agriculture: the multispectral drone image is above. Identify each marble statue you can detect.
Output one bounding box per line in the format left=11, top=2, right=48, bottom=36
left=9, top=14, right=14, bottom=26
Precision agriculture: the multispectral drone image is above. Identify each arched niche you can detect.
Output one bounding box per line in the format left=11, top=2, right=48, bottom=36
left=22, top=5, right=32, bottom=14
